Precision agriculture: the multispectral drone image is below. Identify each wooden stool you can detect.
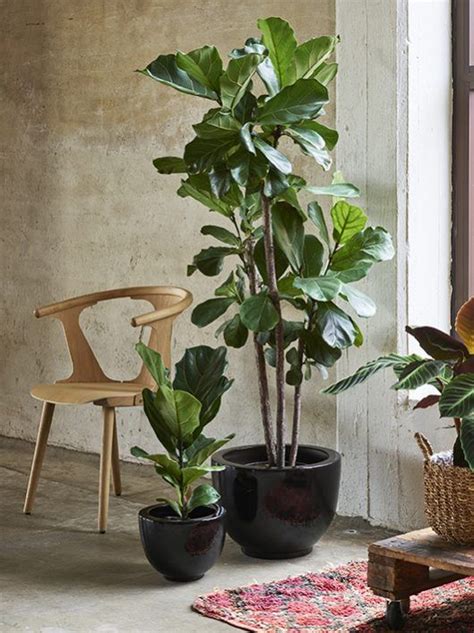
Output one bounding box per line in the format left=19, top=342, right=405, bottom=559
left=368, top=527, right=473, bottom=629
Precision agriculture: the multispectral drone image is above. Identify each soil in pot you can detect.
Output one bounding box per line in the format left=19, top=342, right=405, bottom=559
left=138, top=503, right=226, bottom=581
left=212, top=444, right=341, bottom=559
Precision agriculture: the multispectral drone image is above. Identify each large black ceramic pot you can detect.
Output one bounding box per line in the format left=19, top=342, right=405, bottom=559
left=212, top=444, right=341, bottom=559
left=138, top=504, right=225, bottom=581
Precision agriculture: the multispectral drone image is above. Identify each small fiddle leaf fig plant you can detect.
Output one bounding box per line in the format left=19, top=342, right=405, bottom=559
left=132, top=342, right=234, bottom=518
left=323, top=298, right=474, bottom=471
left=138, top=17, right=394, bottom=467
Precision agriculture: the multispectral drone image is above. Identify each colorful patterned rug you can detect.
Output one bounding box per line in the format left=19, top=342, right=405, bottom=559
left=193, top=561, right=474, bottom=632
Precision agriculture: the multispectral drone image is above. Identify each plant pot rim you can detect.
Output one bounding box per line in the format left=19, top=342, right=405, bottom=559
left=139, top=503, right=225, bottom=525
left=213, top=443, right=341, bottom=471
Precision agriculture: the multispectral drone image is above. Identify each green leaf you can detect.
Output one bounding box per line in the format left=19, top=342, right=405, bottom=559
left=460, top=418, right=474, bottom=470
left=140, top=54, right=217, bottom=100
left=308, top=201, right=330, bottom=247
left=302, top=234, right=324, bottom=277
left=135, top=342, right=171, bottom=388
left=193, top=111, right=241, bottom=139
left=254, top=236, right=288, bottom=282
left=184, top=135, right=239, bottom=172
left=235, top=91, right=258, bottom=124
left=294, top=276, right=341, bottom=301
left=214, top=271, right=239, bottom=299
left=292, top=36, right=338, bottom=81
left=228, top=148, right=251, bottom=185
left=220, top=54, right=261, bottom=111
left=316, top=303, right=357, bottom=349
left=176, top=46, right=223, bottom=94
left=152, top=156, right=187, bottom=174
left=186, top=484, right=221, bottom=514
left=155, top=497, right=182, bottom=518
left=141, top=390, right=176, bottom=453
left=331, top=201, right=368, bottom=243
left=181, top=465, right=224, bottom=489
left=304, top=330, right=342, bottom=367
left=191, top=297, right=235, bottom=327
left=306, top=183, right=360, bottom=198
left=240, top=293, right=279, bottom=332
left=298, top=120, right=338, bottom=150
left=257, top=57, right=280, bottom=96
left=263, top=168, right=289, bottom=198
left=391, top=360, right=446, bottom=390
left=178, top=174, right=235, bottom=216
left=132, top=449, right=182, bottom=483
left=189, top=246, right=237, bottom=277
left=321, top=353, right=426, bottom=394
left=224, top=314, right=249, bottom=348
left=330, top=227, right=394, bottom=280
left=173, top=346, right=232, bottom=428
left=209, top=164, right=232, bottom=197
left=406, top=326, right=469, bottom=362
left=257, top=17, right=297, bottom=88
left=314, top=61, right=338, bottom=85
left=286, top=127, right=331, bottom=170
left=258, top=78, right=328, bottom=126
left=272, top=202, right=304, bottom=271
left=155, top=386, right=202, bottom=448
left=240, top=122, right=256, bottom=154
left=341, top=284, right=376, bottom=318
left=187, top=434, right=234, bottom=467
left=439, top=374, right=474, bottom=418
left=253, top=137, right=292, bottom=175
left=201, top=225, right=240, bottom=246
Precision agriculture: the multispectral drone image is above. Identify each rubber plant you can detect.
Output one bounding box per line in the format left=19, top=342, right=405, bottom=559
left=138, top=17, right=394, bottom=467
left=323, top=297, right=474, bottom=471
left=132, top=342, right=234, bottom=517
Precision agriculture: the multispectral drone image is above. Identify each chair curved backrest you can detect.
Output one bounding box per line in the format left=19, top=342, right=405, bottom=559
left=34, top=286, right=193, bottom=388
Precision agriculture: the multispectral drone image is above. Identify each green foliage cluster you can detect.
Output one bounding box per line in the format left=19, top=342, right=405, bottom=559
left=132, top=343, right=234, bottom=517
left=139, top=17, right=394, bottom=467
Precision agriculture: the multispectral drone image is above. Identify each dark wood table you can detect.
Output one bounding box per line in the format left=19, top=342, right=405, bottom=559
left=367, top=527, right=474, bottom=629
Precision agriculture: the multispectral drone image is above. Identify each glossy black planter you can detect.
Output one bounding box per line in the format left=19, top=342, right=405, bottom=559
left=212, top=444, right=341, bottom=559
left=138, top=504, right=225, bottom=581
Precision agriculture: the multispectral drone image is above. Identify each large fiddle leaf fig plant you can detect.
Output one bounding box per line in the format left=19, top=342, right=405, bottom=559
left=324, top=298, right=474, bottom=471
left=139, top=17, right=394, bottom=467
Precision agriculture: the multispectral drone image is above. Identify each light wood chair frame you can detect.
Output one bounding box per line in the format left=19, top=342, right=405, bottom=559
left=23, top=286, right=192, bottom=532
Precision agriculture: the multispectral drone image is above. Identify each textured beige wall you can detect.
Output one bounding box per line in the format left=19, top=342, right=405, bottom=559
left=1, top=0, right=336, bottom=460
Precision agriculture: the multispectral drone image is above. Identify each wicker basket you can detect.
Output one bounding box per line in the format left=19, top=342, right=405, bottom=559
left=415, top=432, right=474, bottom=545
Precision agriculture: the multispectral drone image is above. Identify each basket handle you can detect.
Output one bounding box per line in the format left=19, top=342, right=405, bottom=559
left=415, top=432, right=433, bottom=462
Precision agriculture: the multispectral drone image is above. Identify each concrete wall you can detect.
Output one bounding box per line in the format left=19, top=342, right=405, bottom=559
left=1, top=2, right=337, bottom=461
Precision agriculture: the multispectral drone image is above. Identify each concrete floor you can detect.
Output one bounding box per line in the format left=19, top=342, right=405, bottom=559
left=0, top=436, right=393, bottom=633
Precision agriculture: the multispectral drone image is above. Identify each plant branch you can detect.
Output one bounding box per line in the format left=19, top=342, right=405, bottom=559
left=289, top=336, right=305, bottom=467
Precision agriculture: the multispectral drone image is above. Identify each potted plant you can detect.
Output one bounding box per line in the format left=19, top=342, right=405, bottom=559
left=323, top=298, right=474, bottom=544
left=132, top=342, right=233, bottom=581
left=137, top=17, right=394, bottom=558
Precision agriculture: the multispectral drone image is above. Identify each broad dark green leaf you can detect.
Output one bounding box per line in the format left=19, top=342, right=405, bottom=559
left=141, top=389, right=177, bottom=453
left=191, top=297, right=235, bottom=326
left=131, top=447, right=182, bottom=482
left=306, top=183, right=360, bottom=198
left=152, top=156, right=187, bottom=174
left=215, top=271, right=240, bottom=299
left=220, top=54, right=261, bottom=111
left=186, top=484, right=221, bottom=513
left=209, top=164, right=232, bottom=197
left=406, top=326, right=469, bottom=361
left=193, top=111, right=241, bottom=139
left=316, top=303, right=357, bottom=349
left=439, top=374, right=474, bottom=418
left=155, top=496, right=182, bottom=517
left=201, top=225, right=240, bottom=246
left=330, top=227, right=394, bottom=280
left=181, top=465, right=224, bottom=489
left=229, top=148, right=251, bottom=185
left=314, top=61, right=338, bottom=85
left=272, top=201, right=304, bottom=272
left=234, top=91, right=258, bottom=124
left=257, top=17, right=297, bottom=88
left=135, top=342, right=170, bottom=388
left=263, top=168, right=289, bottom=197
left=189, top=246, right=237, bottom=277
left=298, top=120, right=338, bottom=150
left=278, top=187, right=305, bottom=220
left=291, top=36, right=338, bottom=81
left=341, top=284, right=376, bottom=318
left=294, top=276, right=341, bottom=301
left=308, top=201, right=330, bottom=247
left=257, top=57, right=280, bottom=96
left=258, top=78, right=328, bottom=126
left=184, top=135, right=239, bottom=172
left=178, top=174, right=235, bottom=216
left=254, top=236, right=288, bottom=282
left=176, top=46, right=223, bottom=93
left=240, top=293, right=279, bottom=332
left=224, top=314, right=248, bottom=347
left=140, top=54, right=217, bottom=100
left=286, top=127, right=331, bottom=170
left=240, top=122, right=256, bottom=154
left=188, top=434, right=234, bottom=467
left=302, top=234, right=324, bottom=277
left=391, top=360, right=446, bottom=390
left=304, top=329, right=342, bottom=367
left=253, top=137, right=292, bottom=174
left=460, top=418, right=474, bottom=470
left=331, top=201, right=367, bottom=243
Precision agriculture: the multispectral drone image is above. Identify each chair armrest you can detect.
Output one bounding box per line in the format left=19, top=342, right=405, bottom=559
left=130, top=292, right=193, bottom=327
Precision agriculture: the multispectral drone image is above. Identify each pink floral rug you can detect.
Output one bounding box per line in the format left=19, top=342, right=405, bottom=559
left=193, top=561, right=474, bottom=632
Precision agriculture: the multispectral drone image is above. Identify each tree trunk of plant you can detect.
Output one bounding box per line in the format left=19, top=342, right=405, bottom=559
left=245, top=240, right=276, bottom=466
left=289, top=337, right=304, bottom=467
left=261, top=193, right=286, bottom=467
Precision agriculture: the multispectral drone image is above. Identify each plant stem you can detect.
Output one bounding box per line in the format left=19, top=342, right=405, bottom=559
left=289, top=337, right=305, bottom=467
left=245, top=240, right=276, bottom=466
left=455, top=417, right=461, bottom=436
left=261, top=193, right=286, bottom=467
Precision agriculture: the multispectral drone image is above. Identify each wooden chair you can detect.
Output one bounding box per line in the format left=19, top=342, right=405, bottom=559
left=23, top=286, right=192, bottom=532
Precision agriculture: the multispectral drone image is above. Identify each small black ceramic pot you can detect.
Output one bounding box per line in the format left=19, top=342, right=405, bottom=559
left=212, top=444, right=341, bottom=559
left=138, top=503, right=225, bottom=581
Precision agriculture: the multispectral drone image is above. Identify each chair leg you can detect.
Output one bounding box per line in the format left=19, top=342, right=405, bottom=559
left=23, top=401, right=55, bottom=514
left=98, top=406, right=114, bottom=533
left=111, top=412, right=122, bottom=496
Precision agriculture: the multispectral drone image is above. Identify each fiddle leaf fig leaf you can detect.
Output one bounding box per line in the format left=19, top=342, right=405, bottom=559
left=176, top=46, right=223, bottom=94
left=253, top=137, right=292, bottom=174
left=460, top=418, right=474, bottom=471
left=294, top=276, right=341, bottom=301
left=285, top=127, right=331, bottom=170
left=220, top=53, right=261, bottom=111
left=201, top=225, right=240, bottom=246
left=291, top=36, right=338, bottom=81
left=298, top=120, right=338, bottom=150
left=186, top=484, right=221, bottom=513
left=191, top=297, right=235, bottom=327
left=331, top=201, right=367, bottom=243
left=258, top=78, right=329, bottom=126
left=272, top=202, right=304, bottom=272
left=439, top=374, right=474, bottom=418
left=240, top=122, right=256, bottom=155
left=302, top=234, right=324, bottom=277
left=153, top=156, right=187, bottom=174
left=139, top=54, right=218, bottom=100
left=314, top=61, right=338, bottom=85
left=308, top=201, right=330, bottom=247
left=184, top=135, right=239, bottom=172
left=223, top=314, right=249, bottom=348
left=240, top=293, right=279, bottom=332
left=136, top=342, right=171, bottom=388
left=189, top=246, right=237, bottom=277
left=341, top=284, right=376, bottom=318
left=178, top=174, right=235, bottom=216
left=257, top=17, right=297, bottom=88
left=193, top=111, right=241, bottom=139
left=254, top=236, right=289, bottom=282
left=330, top=227, right=394, bottom=280
left=316, top=303, right=357, bottom=349
left=306, top=182, right=360, bottom=198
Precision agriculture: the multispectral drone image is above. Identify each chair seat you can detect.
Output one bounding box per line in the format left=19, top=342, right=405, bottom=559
left=31, top=382, right=147, bottom=405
